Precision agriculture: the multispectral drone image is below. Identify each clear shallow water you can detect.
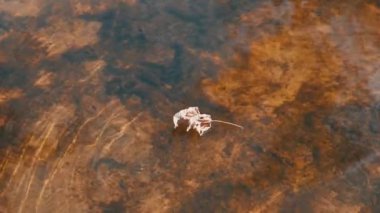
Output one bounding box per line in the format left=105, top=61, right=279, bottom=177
left=0, top=0, right=379, bottom=212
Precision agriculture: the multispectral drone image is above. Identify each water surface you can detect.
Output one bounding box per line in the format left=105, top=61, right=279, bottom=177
left=0, top=0, right=380, bottom=212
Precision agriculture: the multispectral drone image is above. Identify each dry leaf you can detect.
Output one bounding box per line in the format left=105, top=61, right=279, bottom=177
left=173, top=106, right=243, bottom=136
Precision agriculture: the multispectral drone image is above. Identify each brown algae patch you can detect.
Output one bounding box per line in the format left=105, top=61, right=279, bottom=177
left=35, top=19, right=101, bottom=57
left=34, top=71, right=55, bottom=89
left=202, top=29, right=344, bottom=120
left=0, top=0, right=45, bottom=17
left=0, top=97, right=162, bottom=212
left=202, top=1, right=379, bottom=121
left=0, top=89, right=23, bottom=105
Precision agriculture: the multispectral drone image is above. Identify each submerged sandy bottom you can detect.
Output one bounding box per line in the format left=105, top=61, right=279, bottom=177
left=0, top=0, right=380, bottom=212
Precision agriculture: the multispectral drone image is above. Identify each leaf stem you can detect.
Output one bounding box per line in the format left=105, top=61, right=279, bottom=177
left=211, top=120, right=244, bottom=129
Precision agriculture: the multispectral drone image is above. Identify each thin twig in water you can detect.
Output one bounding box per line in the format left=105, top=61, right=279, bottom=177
left=211, top=120, right=244, bottom=129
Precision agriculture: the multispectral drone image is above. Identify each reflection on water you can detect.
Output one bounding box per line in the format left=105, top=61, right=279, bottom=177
left=0, top=0, right=379, bottom=212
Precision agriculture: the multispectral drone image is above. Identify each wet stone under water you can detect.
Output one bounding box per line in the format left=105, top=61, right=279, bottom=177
left=0, top=0, right=380, bottom=212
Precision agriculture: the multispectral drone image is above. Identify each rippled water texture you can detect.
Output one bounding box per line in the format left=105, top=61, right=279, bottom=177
left=0, top=0, right=379, bottom=212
